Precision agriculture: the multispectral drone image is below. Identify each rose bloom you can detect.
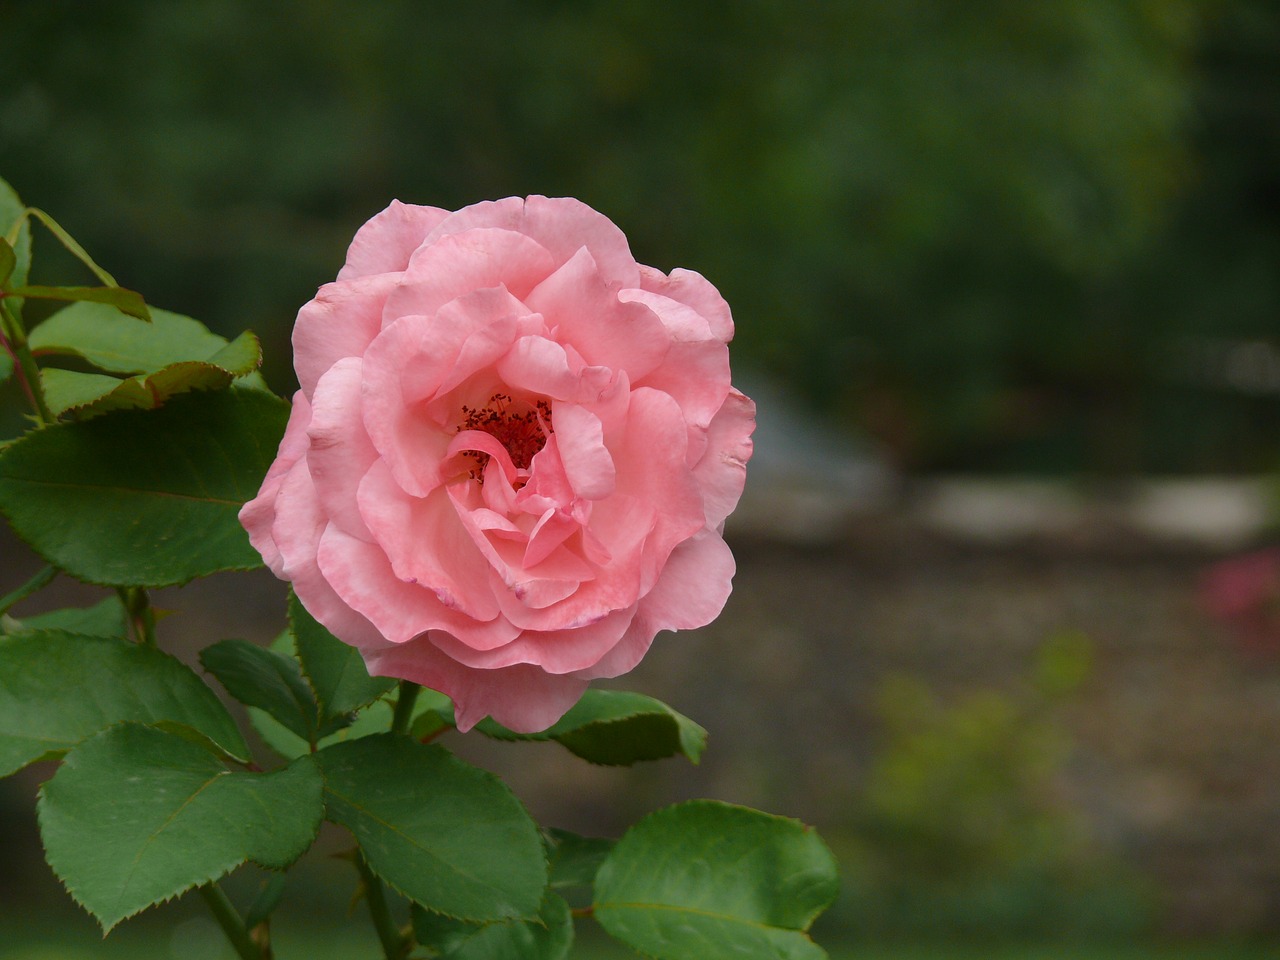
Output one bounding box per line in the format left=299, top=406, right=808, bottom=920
left=240, top=196, right=754, bottom=732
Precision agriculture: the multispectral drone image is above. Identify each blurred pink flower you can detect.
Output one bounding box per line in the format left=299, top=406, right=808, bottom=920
left=241, top=197, right=754, bottom=731
left=1200, top=547, right=1280, bottom=654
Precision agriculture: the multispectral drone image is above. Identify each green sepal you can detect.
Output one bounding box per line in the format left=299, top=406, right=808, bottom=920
left=476, top=688, right=707, bottom=765
left=411, top=892, right=573, bottom=960
left=314, top=734, right=546, bottom=923
left=0, top=630, right=249, bottom=778
left=0, top=388, right=289, bottom=586
left=593, top=800, right=839, bottom=960
left=38, top=724, right=322, bottom=932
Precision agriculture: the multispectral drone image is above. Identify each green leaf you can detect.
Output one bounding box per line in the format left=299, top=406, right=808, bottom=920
left=477, top=689, right=707, bottom=766
left=290, top=591, right=395, bottom=718
left=39, top=333, right=262, bottom=419
left=0, top=237, right=14, bottom=287
left=30, top=302, right=239, bottom=374
left=1, top=595, right=126, bottom=638
left=201, top=639, right=323, bottom=743
left=38, top=724, right=322, bottom=932
left=545, top=828, right=615, bottom=892
left=0, top=388, right=289, bottom=586
left=249, top=698, right=391, bottom=762
left=20, top=207, right=120, bottom=288
left=411, top=893, right=573, bottom=960
left=593, top=801, right=839, bottom=960
left=0, top=630, right=249, bottom=777
left=314, top=734, right=546, bottom=922
left=6, top=284, right=148, bottom=320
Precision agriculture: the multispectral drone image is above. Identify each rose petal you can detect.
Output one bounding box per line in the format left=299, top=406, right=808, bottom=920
left=524, top=247, right=668, bottom=381
left=294, top=272, right=400, bottom=399
left=385, top=227, right=556, bottom=319
left=693, top=387, right=756, bottom=530
left=306, top=358, right=378, bottom=541
left=364, top=637, right=589, bottom=733
left=317, top=524, right=518, bottom=649
left=638, top=264, right=735, bottom=343
left=357, top=461, right=501, bottom=621
left=424, top=195, right=641, bottom=288
left=239, top=391, right=313, bottom=573
left=338, top=200, right=451, bottom=280
left=550, top=404, right=615, bottom=501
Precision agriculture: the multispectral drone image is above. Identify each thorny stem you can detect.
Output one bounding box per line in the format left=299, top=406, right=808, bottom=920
left=356, top=852, right=409, bottom=960
left=0, top=564, right=56, bottom=617
left=391, top=680, right=421, bottom=736
left=198, top=883, right=264, bottom=960
left=0, top=298, right=53, bottom=425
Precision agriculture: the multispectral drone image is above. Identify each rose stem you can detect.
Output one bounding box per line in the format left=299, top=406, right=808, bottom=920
left=198, top=882, right=264, bottom=960
left=356, top=852, right=408, bottom=960
left=0, top=564, right=56, bottom=617
left=390, top=680, right=421, bottom=735
left=0, top=298, right=54, bottom=425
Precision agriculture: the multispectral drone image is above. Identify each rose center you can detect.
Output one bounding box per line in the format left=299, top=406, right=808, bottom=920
left=457, top=393, right=553, bottom=480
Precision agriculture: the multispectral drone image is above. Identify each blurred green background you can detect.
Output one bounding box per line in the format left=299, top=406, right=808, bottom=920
left=3, top=0, right=1277, bottom=474
left=3, top=1, right=1280, bottom=957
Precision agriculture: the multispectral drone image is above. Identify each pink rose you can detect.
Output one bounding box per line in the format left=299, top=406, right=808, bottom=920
left=240, top=197, right=754, bottom=732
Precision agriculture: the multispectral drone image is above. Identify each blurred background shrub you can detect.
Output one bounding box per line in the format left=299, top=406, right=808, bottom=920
left=3, top=0, right=1277, bottom=473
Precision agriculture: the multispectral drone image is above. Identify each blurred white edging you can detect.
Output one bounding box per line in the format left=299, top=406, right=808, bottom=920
left=729, top=375, right=894, bottom=542
left=723, top=377, right=1276, bottom=548
left=912, top=476, right=1275, bottom=550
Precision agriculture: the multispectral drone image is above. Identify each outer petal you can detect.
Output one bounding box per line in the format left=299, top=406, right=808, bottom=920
left=365, top=637, right=588, bottom=733
left=269, top=457, right=390, bottom=651
left=423, top=195, right=641, bottom=288
left=693, top=387, right=756, bottom=530
left=338, top=200, right=451, bottom=280
left=623, top=288, right=732, bottom=434
left=637, top=264, right=734, bottom=343
left=316, top=524, right=518, bottom=648
left=239, top=391, right=313, bottom=574
left=570, top=534, right=735, bottom=682
left=306, top=358, right=378, bottom=541
left=294, top=272, right=400, bottom=399
left=384, top=228, right=556, bottom=320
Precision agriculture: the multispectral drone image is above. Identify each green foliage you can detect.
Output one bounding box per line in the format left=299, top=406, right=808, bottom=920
left=477, top=688, right=708, bottom=765
left=201, top=638, right=342, bottom=745
left=594, top=800, right=839, bottom=960
left=839, top=638, right=1149, bottom=939
left=289, top=591, right=396, bottom=716
left=0, top=630, right=249, bottom=777
left=314, top=734, right=547, bottom=922
left=0, top=594, right=126, bottom=637
left=38, top=723, right=322, bottom=932
left=411, top=894, right=574, bottom=960
left=0, top=388, right=288, bottom=585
